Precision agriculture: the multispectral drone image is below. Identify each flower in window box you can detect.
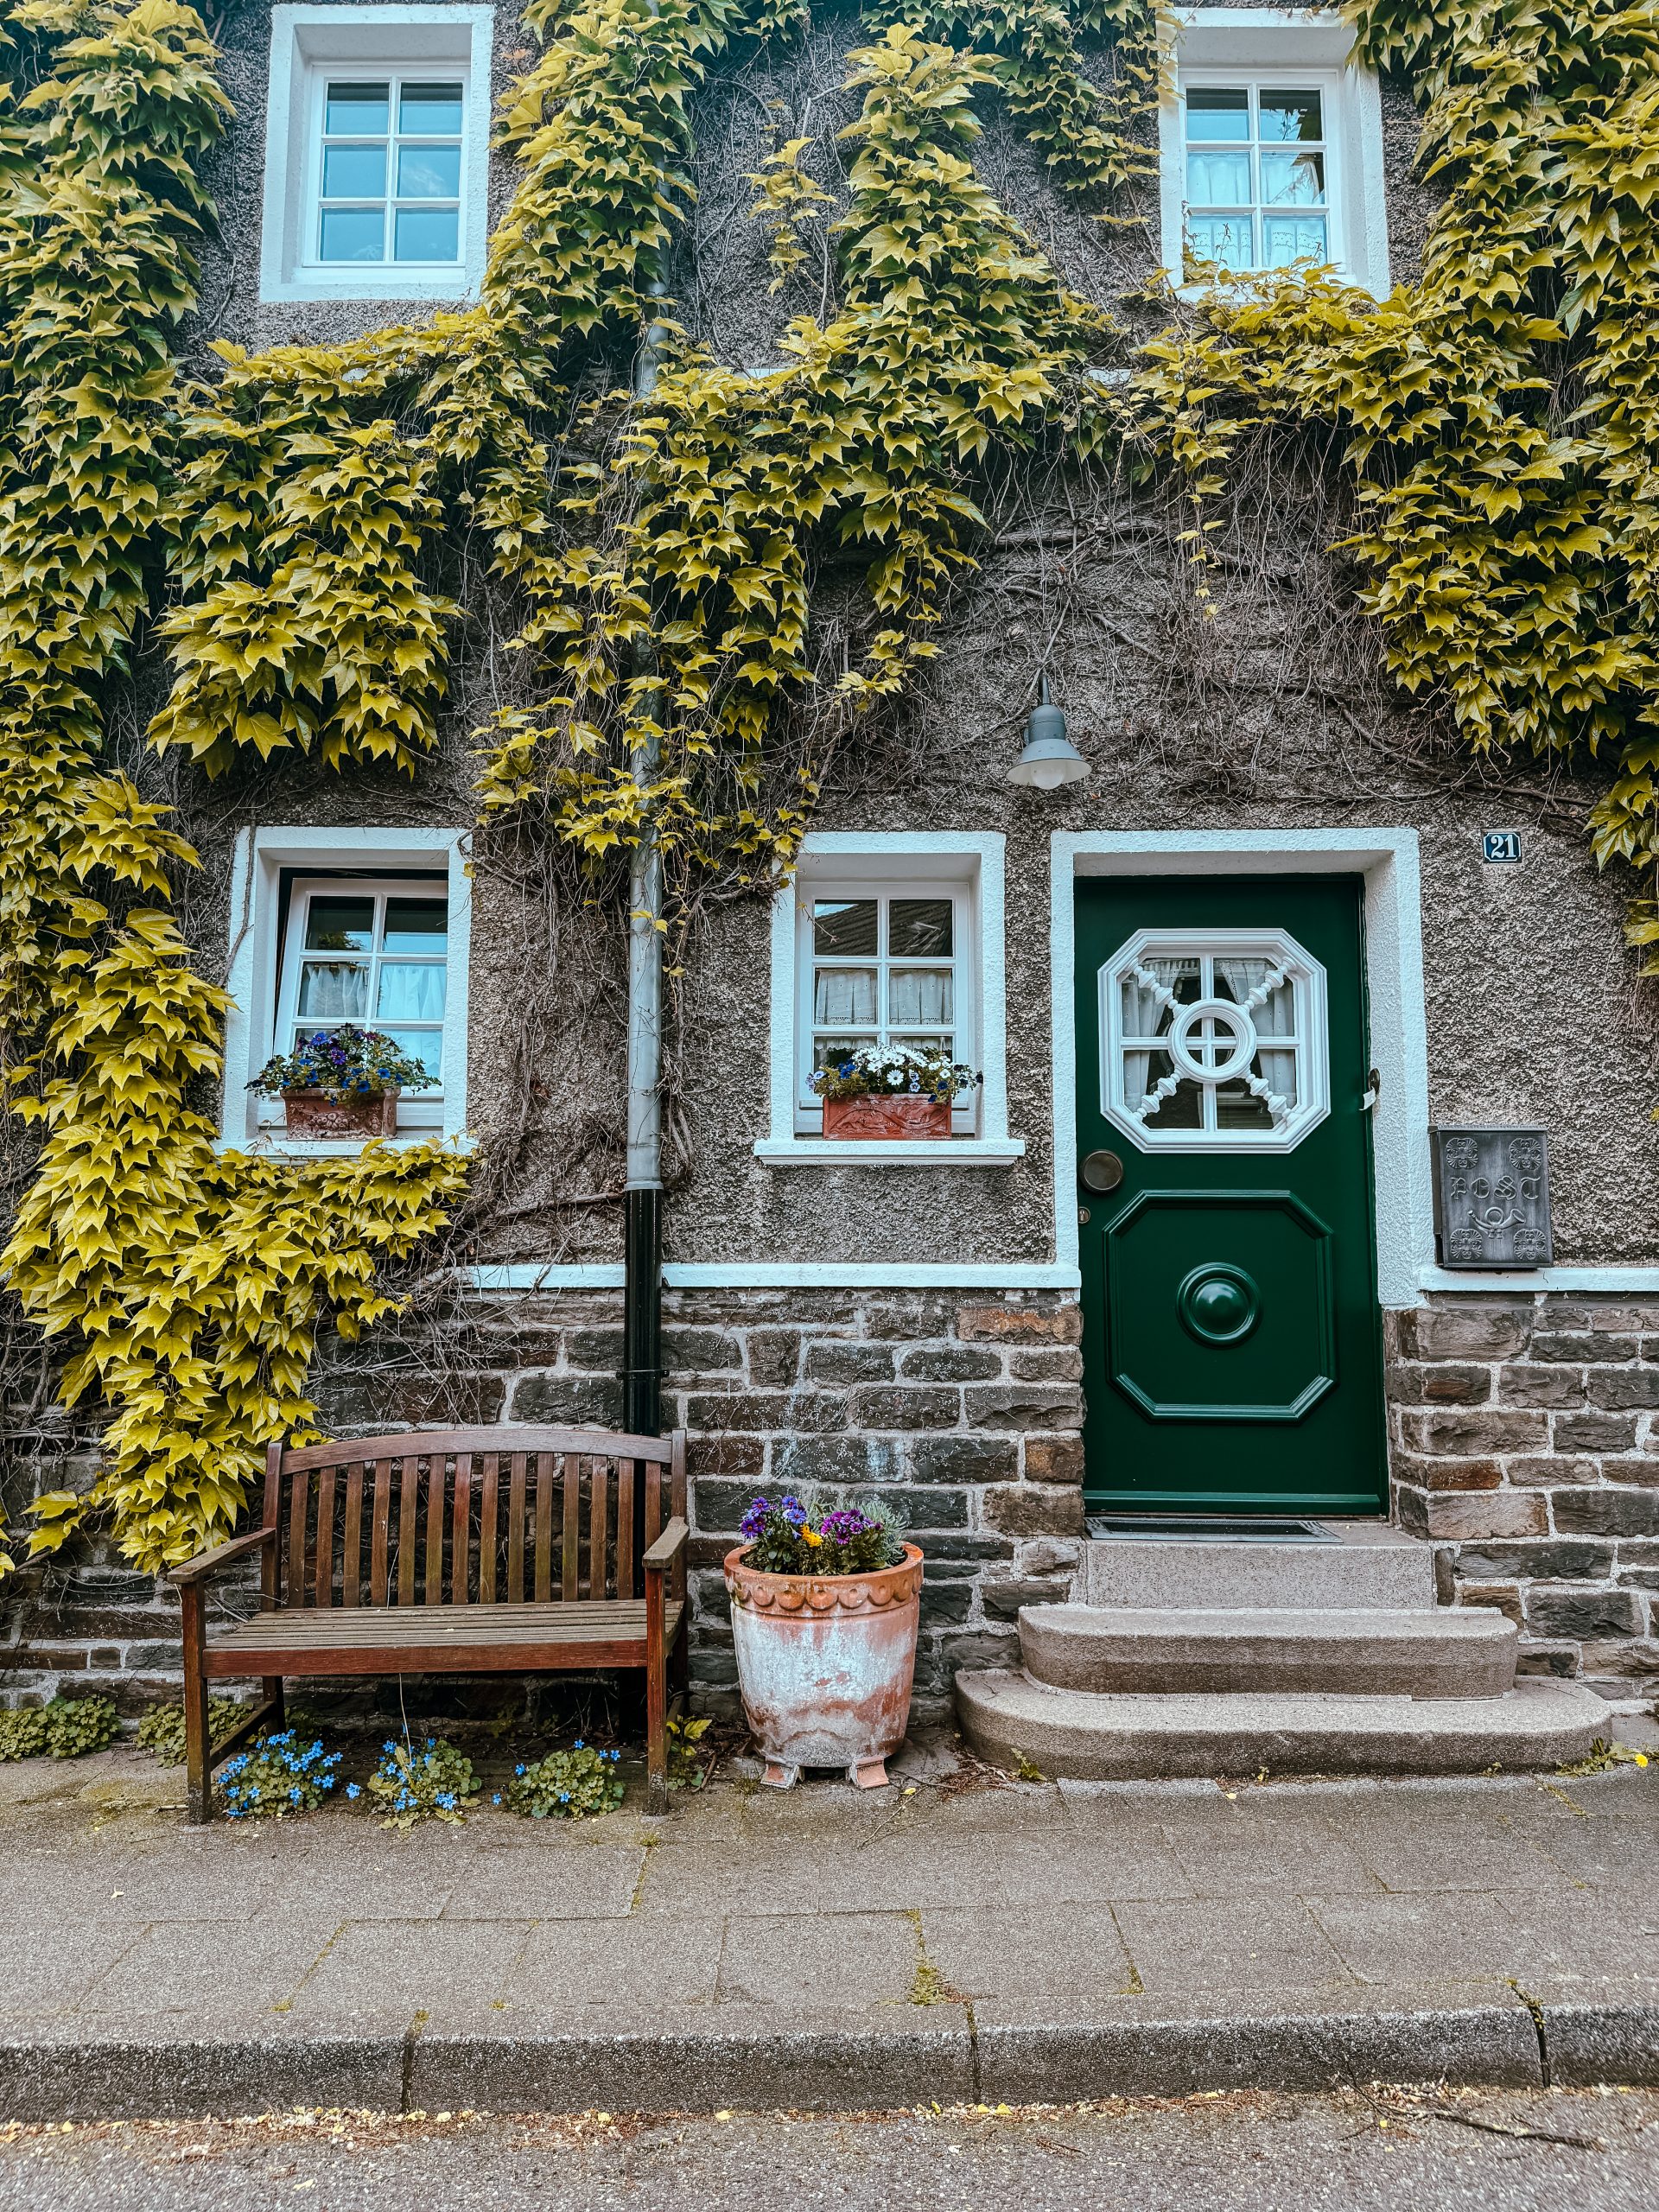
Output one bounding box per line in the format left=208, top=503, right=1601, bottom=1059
left=251, top=1025, right=436, bottom=1139
left=809, top=1043, right=979, bottom=1139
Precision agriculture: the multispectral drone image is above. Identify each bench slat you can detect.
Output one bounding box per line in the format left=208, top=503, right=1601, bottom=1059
left=452, top=1451, right=472, bottom=1606
left=370, top=1460, right=391, bottom=1606
left=562, top=1454, right=580, bottom=1603
left=616, top=1459, right=636, bottom=1600
left=479, top=1452, right=499, bottom=1605
left=315, top=1464, right=335, bottom=1610
left=397, top=1457, right=417, bottom=1606
left=288, top=1467, right=308, bottom=1609
left=534, top=1453, right=554, bottom=1602
left=588, top=1460, right=607, bottom=1600
left=506, top=1452, right=526, bottom=1605
left=424, top=1458, right=444, bottom=1607
left=343, top=1462, right=364, bottom=1609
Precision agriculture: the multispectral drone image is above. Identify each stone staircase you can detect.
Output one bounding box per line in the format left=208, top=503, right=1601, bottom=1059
left=956, top=1523, right=1610, bottom=1779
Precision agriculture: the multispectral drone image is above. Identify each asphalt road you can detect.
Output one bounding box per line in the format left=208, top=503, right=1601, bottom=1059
left=0, top=2088, right=1654, bottom=2212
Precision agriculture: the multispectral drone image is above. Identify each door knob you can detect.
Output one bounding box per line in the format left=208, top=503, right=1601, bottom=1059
left=1080, top=1149, right=1124, bottom=1193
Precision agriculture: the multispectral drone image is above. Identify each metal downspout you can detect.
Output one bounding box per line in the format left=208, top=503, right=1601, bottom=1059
left=623, top=287, right=669, bottom=1444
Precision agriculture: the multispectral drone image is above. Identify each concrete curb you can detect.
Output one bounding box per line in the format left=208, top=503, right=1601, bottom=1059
left=2, top=1985, right=1655, bottom=2120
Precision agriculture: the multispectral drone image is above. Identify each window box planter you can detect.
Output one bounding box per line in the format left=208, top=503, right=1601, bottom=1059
left=280, top=1087, right=400, bottom=1140
left=724, top=1543, right=924, bottom=1789
left=822, top=1095, right=952, bottom=1141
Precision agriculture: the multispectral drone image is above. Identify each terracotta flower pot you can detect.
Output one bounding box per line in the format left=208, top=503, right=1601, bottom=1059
left=280, top=1087, right=399, bottom=1139
left=724, top=1543, right=924, bottom=1789
left=823, top=1093, right=951, bottom=1140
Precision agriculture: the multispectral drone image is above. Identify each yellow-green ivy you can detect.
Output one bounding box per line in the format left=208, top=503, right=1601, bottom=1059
left=4, top=0, right=1658, bottom=1581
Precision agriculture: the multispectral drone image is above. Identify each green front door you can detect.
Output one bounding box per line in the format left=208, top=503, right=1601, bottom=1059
left=1076, top=874, right=1386, bottom=1516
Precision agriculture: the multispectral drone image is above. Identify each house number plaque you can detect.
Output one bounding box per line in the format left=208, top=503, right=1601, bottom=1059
left=1430, top=1125, right=1553, bottom=1268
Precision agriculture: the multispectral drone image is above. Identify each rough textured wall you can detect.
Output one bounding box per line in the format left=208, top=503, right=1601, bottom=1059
left=1389, top=1294, right=1659, bottom=1700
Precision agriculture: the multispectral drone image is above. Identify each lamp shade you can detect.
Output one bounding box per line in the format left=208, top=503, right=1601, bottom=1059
left=1005, top=671, right=1090, bottom=789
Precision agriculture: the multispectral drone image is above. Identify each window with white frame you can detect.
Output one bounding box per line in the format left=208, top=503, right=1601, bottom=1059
left=276, top=879, right=450, bottom=1096
left=259, top=7, right=493, bottom=304
left=220, top=829, right=470, bottom=1147
left=313, top=74, right=465, bottom=268
left=1159, top=10, right=1390, bottom=297
left=794, top=880, right=978, bottom=1135
left=1182, top=79, right=1333, bottom=273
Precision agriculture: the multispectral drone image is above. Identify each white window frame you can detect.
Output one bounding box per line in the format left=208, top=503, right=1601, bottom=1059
left=756, top=833, right=1024, bottom=1167
left=259, top=4, right=494, bottom=305
left=274, top=876, right=452, bottom=1128
left=1159, top=8, right=1390, bottom=299
left=1098, top=924, right=1331, bottom=1155
left=220, top=827, right=472, bottom=1154
left=1179, top=68, right=1343, bottom=278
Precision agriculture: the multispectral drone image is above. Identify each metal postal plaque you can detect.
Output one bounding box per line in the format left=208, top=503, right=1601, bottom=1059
left=1430, top=1125, right=1553, bottom=1269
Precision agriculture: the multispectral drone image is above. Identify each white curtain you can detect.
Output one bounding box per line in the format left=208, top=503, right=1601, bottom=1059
left=296, top=961, right=368, bottom=1019
left=376, top=961, right=448, bottom=1021
left=888, top=969, right=952, bottom=1026
left=815, top=969, right=876, bottom=1026
left=1122, top=957, right=1194, bottom=1110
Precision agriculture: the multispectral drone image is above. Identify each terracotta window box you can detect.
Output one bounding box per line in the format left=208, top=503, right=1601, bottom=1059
left=822, top=1094, right=952, bottom=1141
left=280, top=1087, right=400, bottom=1140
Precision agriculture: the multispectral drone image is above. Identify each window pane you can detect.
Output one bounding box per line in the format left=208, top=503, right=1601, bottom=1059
left=1261, top=149, right=1325, bottom=207
left=397, top=142, right=461, bottom=199
left=1187, top=215, right=1253, bottom=268
left=375, top=1027, right=443, bottom=1078
left=376, top=962, right=448, bottom=1020
left=325, top=82, right=389, bottom=132
left=813, top=899, right=877, bottom=957
left=1185, top=86, right=1249, bottom=140
left=888, top=969, right=953, bottom=1026
left=399, top=81, right=464, bottom=133
left=303, top=896, right=374, bottom=952
left=1186, top=149, right=1251, bottom=207
left=320, top=206, right=385, bottom=262
left=1139, top=1054, right=1203, bottom=1128
left=394, top=206, right=459, bottom=261
left=812, top=1036, right=871, bottom=1075
left=296, top=962, right=368, bottom=1019
left=814, top=969, right=876, bottom=1026
left=1217, top=1080, right=1275, bottom=1132
left=888, top=898, right=953, bottom=957
left=1263, top=213, right=1328, bottom=267
left=1260, top=89, right=1323, bottom=142
left=383, top=898, right=448, bottom=952
left=321, top=142, right=387, bottom=198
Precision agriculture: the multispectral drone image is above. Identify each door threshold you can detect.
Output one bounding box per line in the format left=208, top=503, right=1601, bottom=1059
left=1086, top=1514, right=1338, bottom=1544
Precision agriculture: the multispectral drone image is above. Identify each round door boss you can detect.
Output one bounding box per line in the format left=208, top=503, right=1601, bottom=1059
left=1176, top=1262, right=1262, bottom=1346
left=1080, top=1149, right=1124, bottom=1192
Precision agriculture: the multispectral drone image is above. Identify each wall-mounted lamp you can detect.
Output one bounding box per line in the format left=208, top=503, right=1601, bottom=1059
left=1004, top=671, right=1090, bottom=791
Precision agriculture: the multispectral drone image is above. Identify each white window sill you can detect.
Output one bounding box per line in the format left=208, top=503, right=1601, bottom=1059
left=219, top=1131, right=471, bottom=1159
left=754, top=1137, right=1027, bottom=1168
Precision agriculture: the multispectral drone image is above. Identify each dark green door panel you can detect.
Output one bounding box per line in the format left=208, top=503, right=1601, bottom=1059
left=1077, top=875, right=1386, bottom=1515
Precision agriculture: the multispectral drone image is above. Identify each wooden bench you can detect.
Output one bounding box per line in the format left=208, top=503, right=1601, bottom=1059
left=171, top=1425, right=688, bottom=1822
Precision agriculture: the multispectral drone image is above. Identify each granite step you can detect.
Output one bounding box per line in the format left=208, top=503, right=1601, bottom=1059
left=1020, top=1604, right=1519, bottom=1700
left=955, top=1670, right=1610, bottom=1781
left=1077, top=1525, right=1434, bottom=1611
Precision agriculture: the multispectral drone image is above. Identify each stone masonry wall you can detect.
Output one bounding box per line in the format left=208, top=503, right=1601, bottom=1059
left=0, top=1287, right=1086, bottom=1720
left=9, top=1286, right=1658, bottom=1717
left=1387, top=1292, right=1659, bottom=1701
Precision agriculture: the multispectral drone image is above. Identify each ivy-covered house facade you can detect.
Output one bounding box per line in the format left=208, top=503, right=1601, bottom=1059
left=3, top=0, right=1658, bottom=1749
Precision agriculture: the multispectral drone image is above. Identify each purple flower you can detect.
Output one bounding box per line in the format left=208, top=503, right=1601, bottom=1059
left=780, top=1495, right=808, bottom=1527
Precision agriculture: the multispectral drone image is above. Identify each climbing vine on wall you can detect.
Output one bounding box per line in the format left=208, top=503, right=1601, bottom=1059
left=4, top=0, right=1659, bottom=1580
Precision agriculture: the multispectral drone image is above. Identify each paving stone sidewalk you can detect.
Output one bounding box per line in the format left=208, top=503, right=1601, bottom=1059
left=2, top=1735, right=1656, bottom=2119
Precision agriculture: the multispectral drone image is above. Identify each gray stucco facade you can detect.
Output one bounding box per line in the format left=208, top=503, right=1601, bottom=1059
left=3, top=0, right=1656, bottom=1718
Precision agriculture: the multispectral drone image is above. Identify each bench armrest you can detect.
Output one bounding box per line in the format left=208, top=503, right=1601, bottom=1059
left=171, top=1527, right=276, bottom=1588
left=642, top=1516, right=688, bottom=1573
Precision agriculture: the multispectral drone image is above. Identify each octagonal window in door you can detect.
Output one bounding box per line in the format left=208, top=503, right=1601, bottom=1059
left=1098, top=926, right=1330, bottom=1154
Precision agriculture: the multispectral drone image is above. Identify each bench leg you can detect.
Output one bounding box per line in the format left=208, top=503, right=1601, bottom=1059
left=669, top=1607, right=690, bottom=1722
left=262, top=1677, right=285, bottom=1734
left=181, top=1584, right=212, bottom=1826
left=645, top=1656, right=668, bottom=1815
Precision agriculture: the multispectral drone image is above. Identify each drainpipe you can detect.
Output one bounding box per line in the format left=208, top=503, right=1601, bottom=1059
left=622, top=287, right=670, bottom=1443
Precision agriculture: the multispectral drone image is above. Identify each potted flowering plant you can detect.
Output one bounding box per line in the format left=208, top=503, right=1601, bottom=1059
left=250, top=1025, right=436, bottom=1139
left=810, top=1043, right=980, bottom=1140
left=725, top=1491, right=922, bottom=1789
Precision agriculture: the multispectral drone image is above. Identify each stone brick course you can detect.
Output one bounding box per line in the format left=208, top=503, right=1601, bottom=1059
left=1386, top=1293, right=1659, bottom=1696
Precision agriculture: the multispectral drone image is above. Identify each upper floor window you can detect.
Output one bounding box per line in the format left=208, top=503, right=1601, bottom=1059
left=1158, top=10, right=1390, bottom=298
left=1183, top=80, right=1332, bottom=274
left=314, top=75, right=465, bottom=269
left=259, top=6, right=494, bottom=306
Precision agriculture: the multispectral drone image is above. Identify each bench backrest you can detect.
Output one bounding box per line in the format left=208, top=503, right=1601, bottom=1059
left=260, top=1427, right=686, bottom=1611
